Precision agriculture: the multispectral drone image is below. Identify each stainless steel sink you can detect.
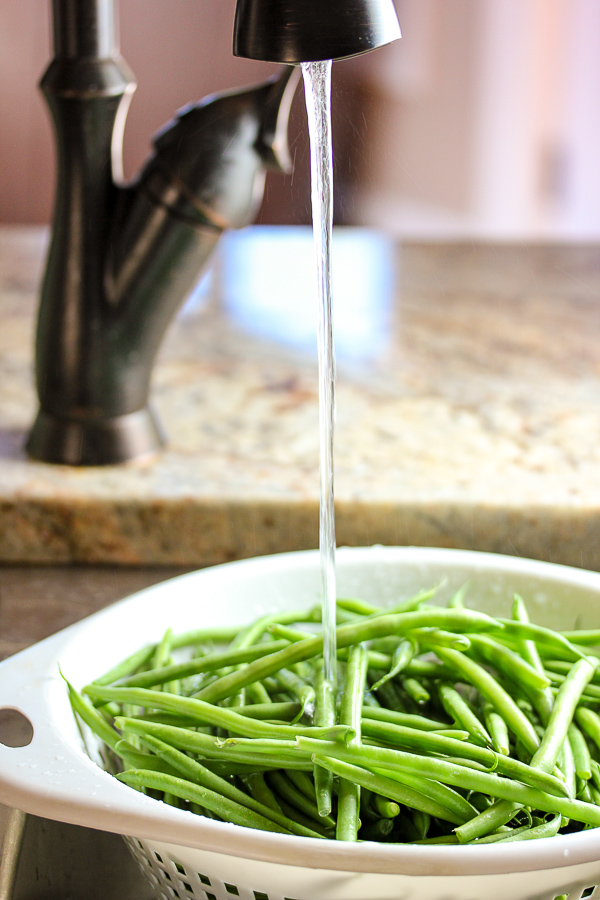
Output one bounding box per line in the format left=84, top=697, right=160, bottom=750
left=0, top=807, right=153, bottom=900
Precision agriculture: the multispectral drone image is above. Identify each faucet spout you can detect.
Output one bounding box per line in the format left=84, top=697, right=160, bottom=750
left=234, top=0, right=401, bottom=64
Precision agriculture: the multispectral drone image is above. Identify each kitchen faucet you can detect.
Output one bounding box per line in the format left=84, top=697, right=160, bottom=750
left=27, top=0, right=400, bottom=466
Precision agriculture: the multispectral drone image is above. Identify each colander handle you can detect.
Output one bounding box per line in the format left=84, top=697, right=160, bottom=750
left=0, top=626, right=97, bottom=815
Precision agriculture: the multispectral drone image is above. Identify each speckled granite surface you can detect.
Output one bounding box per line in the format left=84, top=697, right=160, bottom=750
left=1, top=226, right=600, bottom=567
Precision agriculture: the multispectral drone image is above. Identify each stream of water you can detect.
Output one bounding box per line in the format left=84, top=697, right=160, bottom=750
left=302, top=60, right=337, bottom=688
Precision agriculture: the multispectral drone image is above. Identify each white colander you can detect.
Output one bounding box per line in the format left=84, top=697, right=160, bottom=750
left=1, top=547, right=600, bottom=900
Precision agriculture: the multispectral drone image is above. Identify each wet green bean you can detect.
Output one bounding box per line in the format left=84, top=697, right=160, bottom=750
left=84, top=684, right=354, bottom=743
left=336, top=644, right=368, bottom=841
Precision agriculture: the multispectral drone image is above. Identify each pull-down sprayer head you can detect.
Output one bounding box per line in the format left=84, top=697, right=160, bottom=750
left=233, top=0, right=401, bottom=64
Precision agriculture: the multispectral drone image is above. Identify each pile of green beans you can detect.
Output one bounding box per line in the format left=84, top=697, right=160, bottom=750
left=67, top=589, right=600, bottom=844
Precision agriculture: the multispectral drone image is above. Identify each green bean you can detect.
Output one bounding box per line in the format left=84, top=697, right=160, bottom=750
left=336, top=644, right=369, bottom=841
left=242, top=772, right=283, bottom=812
left=297, top=739, right=598, bottom=824
left=473, top=823, right=535, bottom=844
left=92, top=645, right=156, bottom=686
left=66, top=679, right=121, bottom=751
left=358, top=787, right=379, bottom=823
left=84, top=684, right=353, bottom=743
left=591, top=760, right=600, bottom=793
left=276, top=797, right=334, bottom=838
left=495, top=620, right=586, bottom=661
left=170, top=626, right=242, bottom=650
left=364, top=586, right=441, bottom=618
left=372, top=767, right=478, bottom=824
left=402, top=659, right=457, bottom=679
left=576, top=707, right=600, bottom=752
left=200, top=761, right=274, bottom=778
left=269, top=627, right=405, bottom=678
left=467, top=634, right=550, bottom=691
left=267, top=771, right=335, bottom=828
left=531, top=658, right=597, bottom=775
left=370, top=639, right=417, bottom=691
left=286, top=770, right=317, bottom=803
left=152, top=627, right=173, bottom=670
left=195, top=609, right=500, bottom=704
left=116, top=718, right=312, bottom=770
left=312, top=756, right=464, bottom=824
left=438, top=684, right=492, bottom=748
left=547, top=659, right=600, bottom=683
left=268, top=624, right=316, bottom=643
left=434, top=647, right=540, bottom=755
left=231, top=608, right=321, bottom=650
left=511, top=597, right=545, bottom=662
left=360, top=719, right=569, bottom=796
left=511, top=597, right=554, bottom=725
left=361, top=706, right=450, bottom=733
left=313, top=667, right=336, bottom=818
left=411, top=810, right=431, bottom=840
left=455, top=662, right=594, bottom=841
left=402, top=678, right=430, bottom=705
left=482, top=701, right=510, bottom=756
left=455, top=800, right=521, bottom=843
left=370, top=673, right=407, bottom=712
left=372, top=795, right=400, bottom=818
left=229, top=702, right=301, bottom=722
left=137, top=733, right=324, bottom=839
left=336, top=598, right=379, bottom=616
left=447, top=583, right=469, bottom=609
left=118, top=769, right=293, bottom=834
left=107, top=640, right=291, bottom=691
left=486, top=813, right=562, bottom=843
left=558, top=738, right=576, bottom=824
left=363, top=690, right=380, bottom=709
left=244, top=681, right=272, bottom=705
left=410, top=629, right=470, bottom=650
left=561, top=629, right=600, bottom=646
left=114, top=742, right=181, bottom=777
left=272, top=668, right=315, bottom=719
left=79, top=587, right=600, bottom=846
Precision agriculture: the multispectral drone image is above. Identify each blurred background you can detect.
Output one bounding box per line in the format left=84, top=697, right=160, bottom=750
left=2, top=0, right=600, bottom=240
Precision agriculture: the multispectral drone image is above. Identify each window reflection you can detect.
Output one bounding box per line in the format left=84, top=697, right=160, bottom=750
left=216, top=226, right=395, bottom=361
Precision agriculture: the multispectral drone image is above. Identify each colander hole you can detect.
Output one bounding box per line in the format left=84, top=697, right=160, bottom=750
left=205, top=894, right=217, bottom=900
left=182, top=883, right=193, bottom=894
left=0, top=709, right=33, bottom=747
left=582, top=889, right=598, bottom=899
left=253, top=893, right=269, bottom=900
left=154, top=852, right=164, bottom=864
left=198, top=874, right=211, bottom=886
left=175, top=863, right=186, bottom=875
left=224, top=885, right=239, bottom=896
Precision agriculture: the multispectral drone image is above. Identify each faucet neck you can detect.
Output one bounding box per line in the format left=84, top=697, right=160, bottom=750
left=52, top=0, right=118, bottom=60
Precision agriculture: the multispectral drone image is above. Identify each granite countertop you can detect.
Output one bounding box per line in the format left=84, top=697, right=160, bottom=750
left=1, top=225, right=600, bottom=569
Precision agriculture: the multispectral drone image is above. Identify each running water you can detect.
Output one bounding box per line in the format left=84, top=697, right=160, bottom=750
left=302, top=60, right=337, bottom=688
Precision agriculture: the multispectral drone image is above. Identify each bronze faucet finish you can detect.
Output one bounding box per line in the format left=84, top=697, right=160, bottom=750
left=28, top=0, right=399, bottom=466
